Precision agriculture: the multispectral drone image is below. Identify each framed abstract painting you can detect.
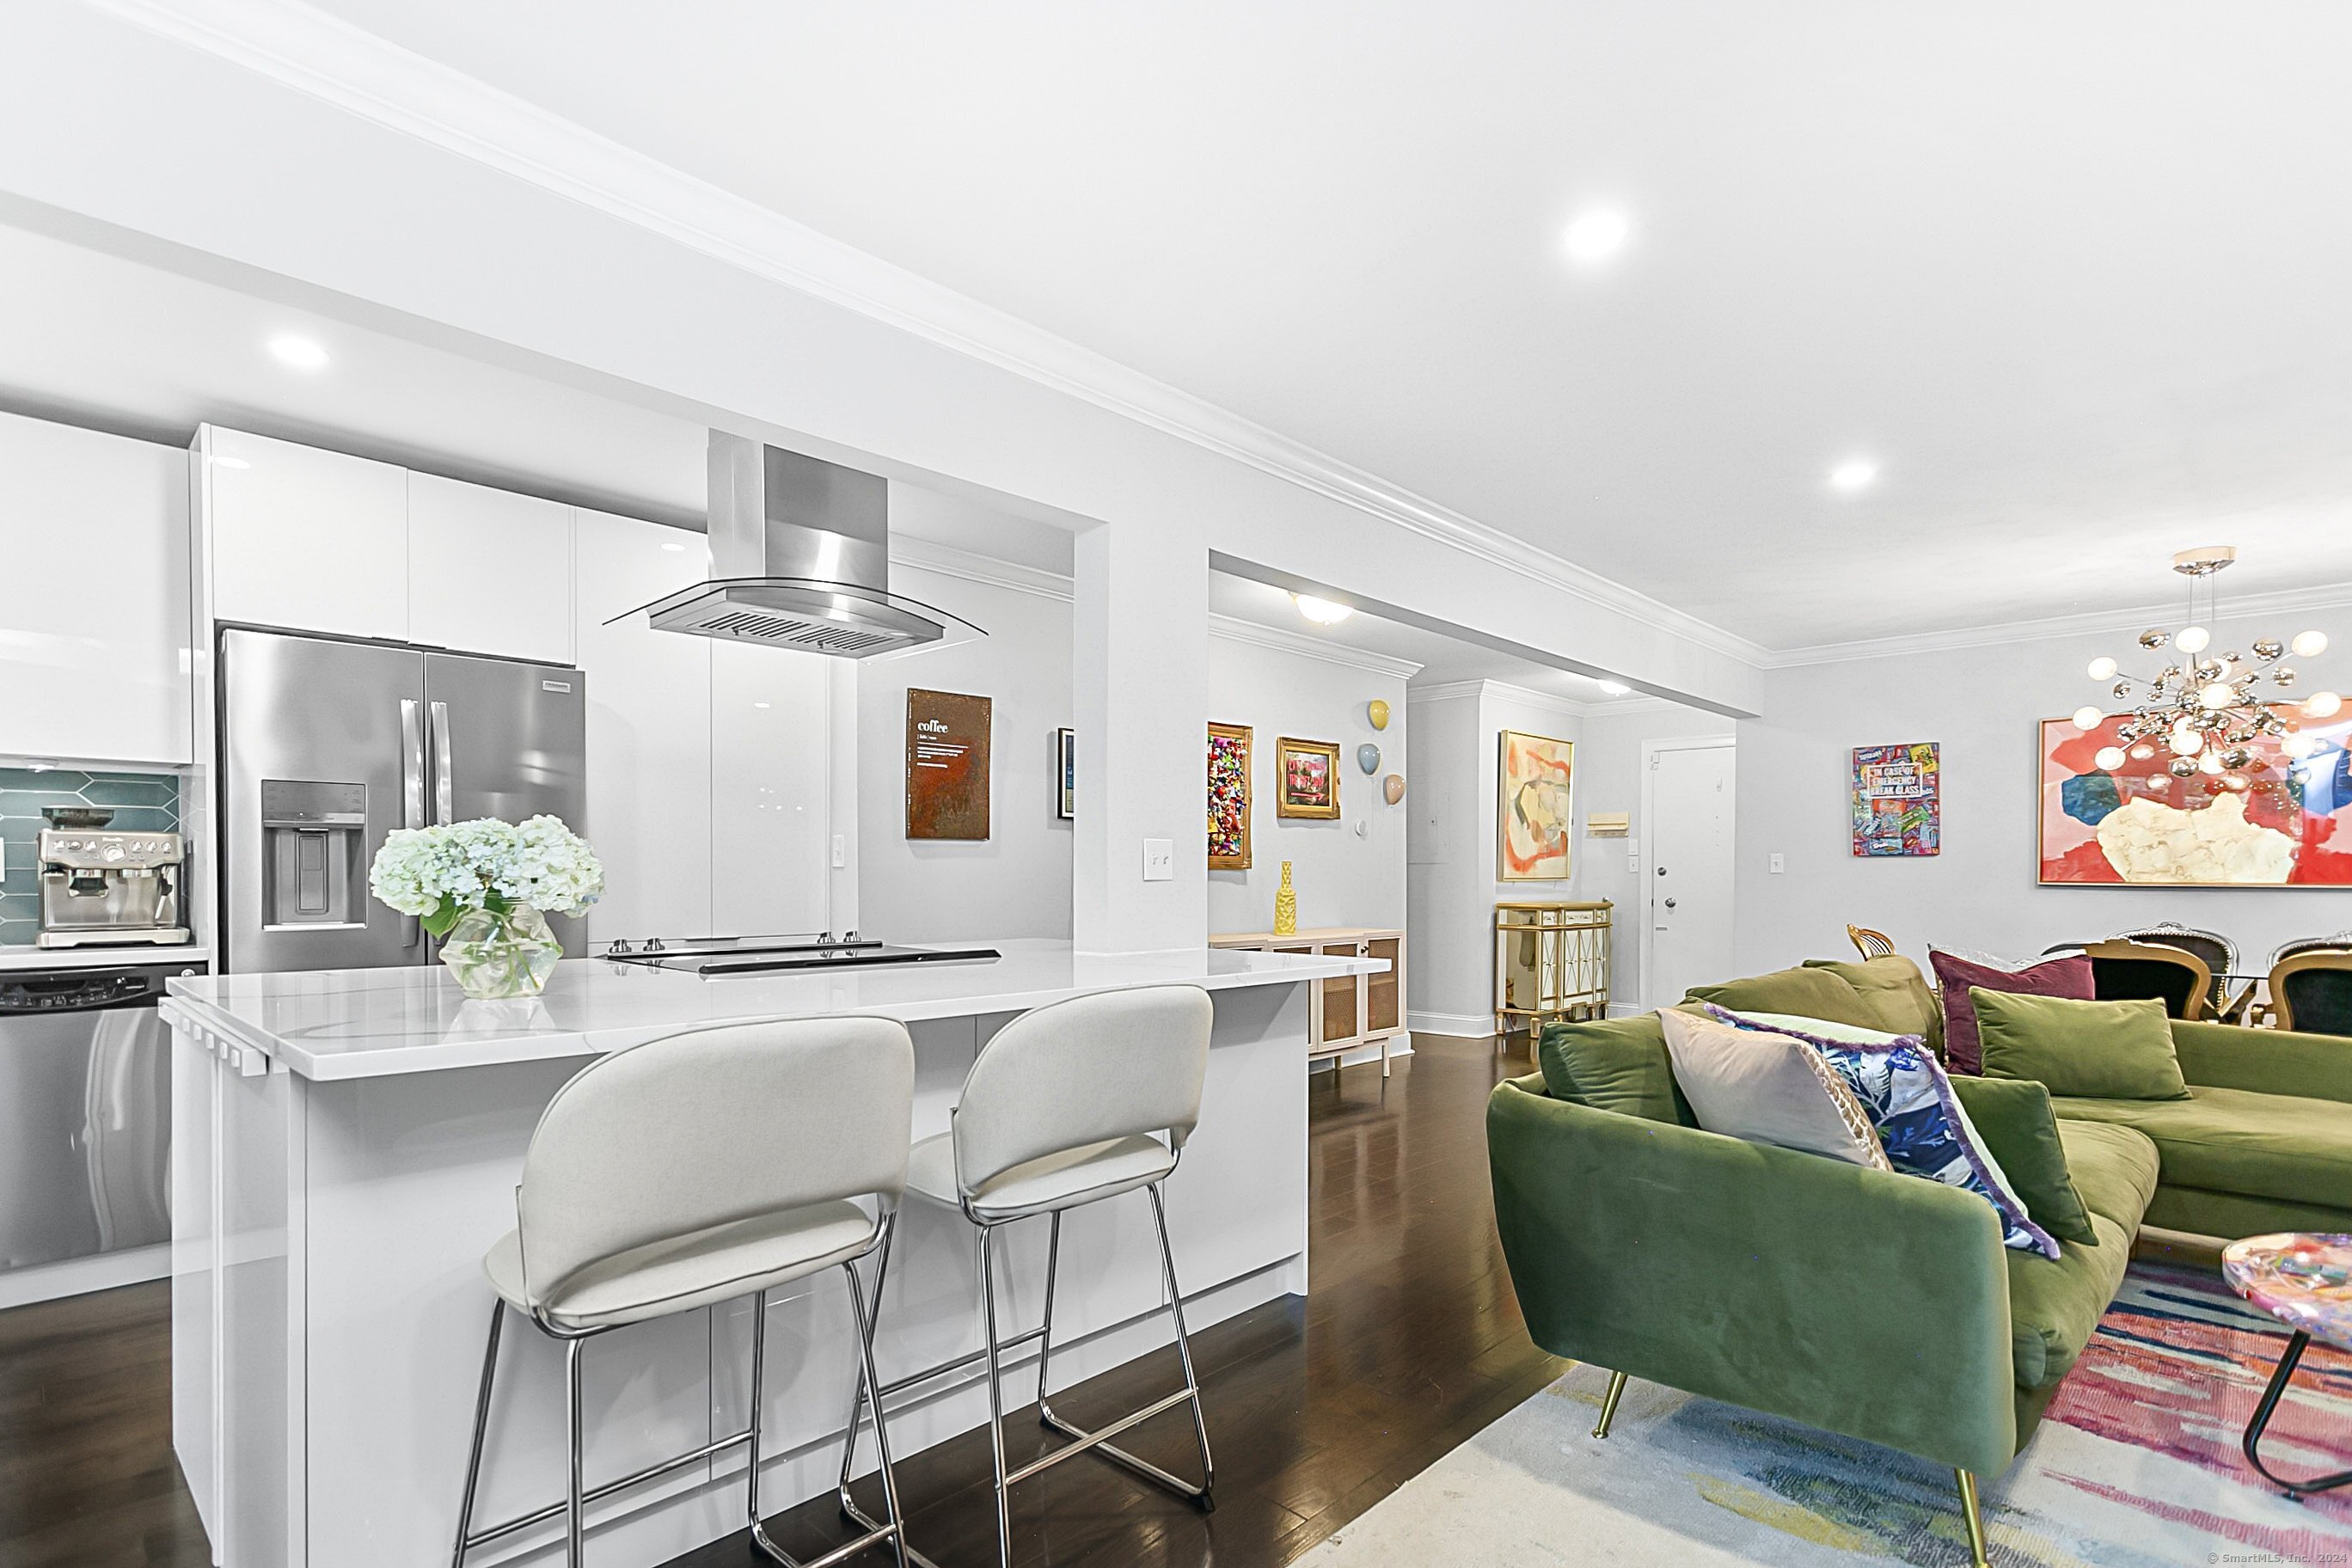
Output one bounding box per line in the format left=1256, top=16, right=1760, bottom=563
left=1498, top=730, right=1575, bottom=880
left=1852, top=742, right=1939, bottom=856
left=1207, top=722, right=1252, bottom=868
left=1275, top=736, right=1342, bottom=820
left=2038, top=707, right=2352, bottom=885
left=1056, top=726, right=1075, bottom=821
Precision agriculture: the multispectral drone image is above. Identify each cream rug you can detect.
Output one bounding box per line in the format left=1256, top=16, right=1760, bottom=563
left=1300, top=1265, right=2352, bottom=1566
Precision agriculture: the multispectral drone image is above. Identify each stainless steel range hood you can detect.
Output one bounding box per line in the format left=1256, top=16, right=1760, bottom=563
left=628, top=433, right=980, bottom=658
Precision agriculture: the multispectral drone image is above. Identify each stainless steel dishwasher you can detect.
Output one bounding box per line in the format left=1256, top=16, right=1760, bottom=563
left=0, top=960, right=200, bottom=1284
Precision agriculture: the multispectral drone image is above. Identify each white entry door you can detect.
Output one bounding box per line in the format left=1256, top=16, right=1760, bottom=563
left=1645, top=740, right=1737, bottom=1009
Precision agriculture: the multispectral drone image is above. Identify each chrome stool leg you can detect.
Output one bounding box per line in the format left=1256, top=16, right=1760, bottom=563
left=841, top=1256, right=912, bottom=1568
left=1029, top=1189, right=1214, bottom=1509
left=565, top=1336, right=587, bottom=1568
left=977, top=1223, right=1016, bottom=1568
left=450, top=1299, right=505, bottom=1568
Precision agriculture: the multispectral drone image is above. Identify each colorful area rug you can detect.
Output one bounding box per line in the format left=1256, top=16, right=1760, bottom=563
left=1300, top=1265, right=2352, bottom=1565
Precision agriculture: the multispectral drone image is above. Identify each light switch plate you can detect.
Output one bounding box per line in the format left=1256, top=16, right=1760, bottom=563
left=1142, top=837, right=1174, bottom=881
left=1769, top=853, right=1785, bottom=873
left=830, top=834, right=848, bottom=869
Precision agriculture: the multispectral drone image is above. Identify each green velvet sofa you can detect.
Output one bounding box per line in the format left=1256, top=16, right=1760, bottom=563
left=1486, top=958, right=2352, bottom=1567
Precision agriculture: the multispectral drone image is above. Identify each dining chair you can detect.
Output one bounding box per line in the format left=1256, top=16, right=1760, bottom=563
left=2110, top=922, right=2237, bottom=1015
left=2268, top=950, right=2352, bottom=1038
left=1846, top=924, right=1896, bottom=960
left=2271, top=932, right=2352, bottom=965
left=2081, top=939, right=2211, bottom=1022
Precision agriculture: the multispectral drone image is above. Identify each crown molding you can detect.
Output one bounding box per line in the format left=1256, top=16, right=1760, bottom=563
left=89, top=0, right=1770, bottom=674
left=1207, top=615, right=1422, bottom=681
left=1406, top=677, right=1598, bottom=719
left=889, top=536, right=1074, bottom=603
left=1761, top=580, right=2352, bottom=669
left=1406, top=680, right=1488, bottom=705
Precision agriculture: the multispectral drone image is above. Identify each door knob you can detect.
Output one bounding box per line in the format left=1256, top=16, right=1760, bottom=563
left=1663, top=897, right=1678, bottom=910
left=1656, top=865, right=1669, bottom=876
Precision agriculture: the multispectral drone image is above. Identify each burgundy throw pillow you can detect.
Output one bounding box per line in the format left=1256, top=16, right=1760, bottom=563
left=1928, top=950, right=2095, bottom=1075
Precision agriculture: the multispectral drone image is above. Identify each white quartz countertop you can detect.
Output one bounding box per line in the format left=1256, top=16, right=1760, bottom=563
left=161, top=938, right=1384, bottom=1082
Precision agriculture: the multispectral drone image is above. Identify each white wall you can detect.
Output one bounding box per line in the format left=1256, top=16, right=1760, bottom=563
left=1734, top=616, right=2352, bottom=981
left=1406, top=683, right=1588, bottom=1032
left=854, top=554, right=1074, bottom=943
left=1204, top=632, right=1409, bottom=936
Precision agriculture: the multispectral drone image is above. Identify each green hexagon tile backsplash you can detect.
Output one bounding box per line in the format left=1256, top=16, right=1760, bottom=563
left=0, top=767, right=181, bottom=946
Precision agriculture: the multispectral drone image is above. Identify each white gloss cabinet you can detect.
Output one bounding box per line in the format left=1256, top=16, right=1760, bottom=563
left=0, top=411, right=193, bottom=763
left=407, top=473, right=574, bottom=664
left=573, top=510, right=713, bottom=945
left=205, top=427, right=407, bottom=642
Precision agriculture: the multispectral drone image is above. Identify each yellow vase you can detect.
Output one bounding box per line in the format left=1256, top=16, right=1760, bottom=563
left=1273, top=861, right=1297, bottom=935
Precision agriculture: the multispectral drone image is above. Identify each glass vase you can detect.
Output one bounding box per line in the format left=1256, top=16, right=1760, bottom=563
left=439, top=904, right=563, bottom=1000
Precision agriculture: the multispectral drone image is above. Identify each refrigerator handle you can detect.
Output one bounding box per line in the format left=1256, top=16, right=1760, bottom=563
left=430, top=700, right=454, bottom=825
left=399, top=698, right=426, bottom=948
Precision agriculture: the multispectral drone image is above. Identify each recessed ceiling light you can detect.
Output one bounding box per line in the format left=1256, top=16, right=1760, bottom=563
left=660, top=541, right=687, bottom=553
left=1292, top=593, right=1353, bottom=625
left=1596, top=679, right=1632, bottom=696
left=752, top=701, right=771, bottom=710
left=1828, top=458, right=1878, bottom=493
left=1561, top=209, right=1632, bottom=265
left=269, top=334, right=329, bottom=370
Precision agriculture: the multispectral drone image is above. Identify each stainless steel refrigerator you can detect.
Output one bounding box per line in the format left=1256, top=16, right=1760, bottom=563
left=218, top=628, right=588, bottom=974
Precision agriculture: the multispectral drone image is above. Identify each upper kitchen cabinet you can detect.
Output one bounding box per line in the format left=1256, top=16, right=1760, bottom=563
left=205, top=426, right=407, bottom=641
left=0, top=412, right=193, bottom=763
left=407, top=473, right=573, bottom=665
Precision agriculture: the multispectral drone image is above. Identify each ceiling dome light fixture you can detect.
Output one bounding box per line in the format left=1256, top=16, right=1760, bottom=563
left=268, top=334, right=329, bottom=370
left=1291, top=593, right=1354, bottom=626
left=1561, top=208, right=1631, bottom=264
left=2067, top=544, right=2339, bottom=798
left=1828, top=458, right=1878, bottom=493
left=1596, top=679, right=1632, bottom=696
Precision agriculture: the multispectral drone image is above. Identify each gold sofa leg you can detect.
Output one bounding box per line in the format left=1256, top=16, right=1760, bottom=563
left=1590, top=1369, right=1628, bottom=1439
left=1954, top=1468, right=1988, bottom=1568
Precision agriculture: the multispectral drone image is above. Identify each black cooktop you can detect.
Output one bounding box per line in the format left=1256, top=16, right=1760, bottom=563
left=605, top=934, right=1000, bottom=977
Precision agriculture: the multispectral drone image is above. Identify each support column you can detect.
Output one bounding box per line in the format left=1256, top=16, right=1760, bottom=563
left=1072, top=518, right=1208, bottom=954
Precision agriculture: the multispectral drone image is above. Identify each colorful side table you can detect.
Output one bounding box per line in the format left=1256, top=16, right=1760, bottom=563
left=2221, top=1232, right=2352, bottom=1498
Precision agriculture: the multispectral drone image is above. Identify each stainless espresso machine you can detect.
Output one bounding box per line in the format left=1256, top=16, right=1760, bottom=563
left=34, top=808, right=189, bottom=949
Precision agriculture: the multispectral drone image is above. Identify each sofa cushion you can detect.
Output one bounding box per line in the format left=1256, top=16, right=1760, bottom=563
left=1975, top=991, right=2190, bottom=1101
left=2050, top=1085, right=2352, bottom=1213
left=1930, top=949, right=2096, bottom=1075
left=1684, top=966, right=1880, bottom=1028
left=2003, top=1119, right=2159, bottom=1388
left=1658, top=1009, right=1892, bottom=1170
left=1949, top=1075, right=2098, bottom=1246
left=1804, top=956, right=1945, bottom=1056
left=1536, top=1014, right=1694, bottom=1125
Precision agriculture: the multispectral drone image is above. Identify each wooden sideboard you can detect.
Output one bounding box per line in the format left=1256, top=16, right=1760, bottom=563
left=1210, top=928, right=1406, bottom=1079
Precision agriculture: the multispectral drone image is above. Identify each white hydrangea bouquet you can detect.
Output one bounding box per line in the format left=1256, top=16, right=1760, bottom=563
left=370, top=815, right=603, bottom=999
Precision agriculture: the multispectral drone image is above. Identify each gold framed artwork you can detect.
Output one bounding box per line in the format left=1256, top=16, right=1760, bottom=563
left=1207, top=722, right=1252, bottom=868
left=1498, top=730, right=1575, bottom=879
left=1275, top=736, right=1342, bottom=820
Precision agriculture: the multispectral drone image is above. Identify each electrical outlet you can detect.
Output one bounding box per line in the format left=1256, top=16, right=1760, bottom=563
left=1769, top=853, right=1785, bottom=873
left=1142, top=838, right=1174, bottom=881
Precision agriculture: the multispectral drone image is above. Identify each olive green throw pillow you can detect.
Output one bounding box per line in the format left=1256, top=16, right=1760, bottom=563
left=1973, top=989, right=2190, bottom=1101
left=1804, top=956, right=1945, bottom=1057
left=1683, top=966, right=1878, bottom=1030
left=1537, top=1014, right=1695, bottom=1125
left=1948, top=1075, right=2098, bottom=1246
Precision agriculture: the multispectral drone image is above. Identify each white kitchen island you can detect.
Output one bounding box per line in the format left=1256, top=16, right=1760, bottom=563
left=162, top=939, right=1381, bottom=1568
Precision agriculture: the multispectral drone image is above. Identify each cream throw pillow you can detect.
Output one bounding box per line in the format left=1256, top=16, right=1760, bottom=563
left=1659, top=1008, right=1892, bottom=1170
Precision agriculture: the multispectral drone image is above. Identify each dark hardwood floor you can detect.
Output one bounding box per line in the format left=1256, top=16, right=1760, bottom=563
left=0, top=1032, right=1563, bottom=1567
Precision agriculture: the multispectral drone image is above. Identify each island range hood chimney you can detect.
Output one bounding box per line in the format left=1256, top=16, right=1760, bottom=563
left=628, top=432, right=979, bottom=658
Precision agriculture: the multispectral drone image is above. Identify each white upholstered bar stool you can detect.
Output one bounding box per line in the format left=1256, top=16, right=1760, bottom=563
left=451, top=1016, right=917, bottom=1568
left=836, top=984, right=1216, bottom=1568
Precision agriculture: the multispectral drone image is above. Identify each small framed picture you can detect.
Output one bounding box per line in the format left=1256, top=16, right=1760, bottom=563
left=1056, top=727, right=1076, bottom=820
left=1208, top=722, right=1252, bottom=867
left=1275, top=736, right=1342, bottom=820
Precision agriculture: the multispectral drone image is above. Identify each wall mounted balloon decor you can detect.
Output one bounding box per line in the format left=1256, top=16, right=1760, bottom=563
left=1357, top=744, right=1381, bottom=775
left=1367, top=699, right=1390, bottom=731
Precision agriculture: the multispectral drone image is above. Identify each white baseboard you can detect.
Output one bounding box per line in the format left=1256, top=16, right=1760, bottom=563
left=1408, top=1009, right=1495, bottom=1038
left=0, top=1241, right=170, bottom=1311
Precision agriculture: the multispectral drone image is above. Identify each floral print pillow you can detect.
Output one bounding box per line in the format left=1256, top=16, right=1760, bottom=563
left=1703, top=1005, right=2060, bottom=1260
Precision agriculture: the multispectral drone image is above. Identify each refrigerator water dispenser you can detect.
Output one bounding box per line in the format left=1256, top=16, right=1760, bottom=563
left=260, top=780, right=368, bottom=929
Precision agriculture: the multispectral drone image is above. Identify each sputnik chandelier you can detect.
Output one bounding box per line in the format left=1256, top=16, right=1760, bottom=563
left=2071, top=546, right=2340, bottom=792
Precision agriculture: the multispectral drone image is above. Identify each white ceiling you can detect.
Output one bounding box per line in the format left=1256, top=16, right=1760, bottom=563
left=289, top=0, right=2352, bottom=649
